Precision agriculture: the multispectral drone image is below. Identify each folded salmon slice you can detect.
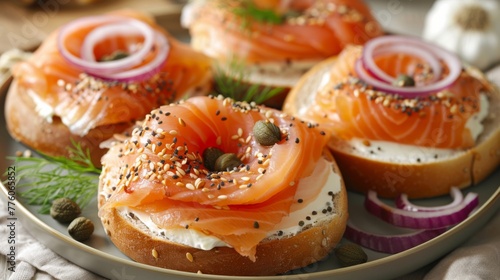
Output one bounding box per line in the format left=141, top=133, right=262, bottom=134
left=99, top=96, right=330, bottom=260
left=185, top=0, right=383, bottom=63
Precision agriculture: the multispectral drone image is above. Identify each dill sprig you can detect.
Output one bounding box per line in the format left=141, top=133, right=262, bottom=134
left=232, top=1, right=284, bottom=25
left=6, top=141, right=101, bottom=214
left=212, top=58, right=284, bottom=104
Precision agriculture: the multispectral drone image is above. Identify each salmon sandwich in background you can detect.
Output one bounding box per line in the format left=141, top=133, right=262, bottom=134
left=182, top=0, right=383, bottom=108
left=5, top=10, right=213, bottom=166
left=284, top=35, right=500, bottom=199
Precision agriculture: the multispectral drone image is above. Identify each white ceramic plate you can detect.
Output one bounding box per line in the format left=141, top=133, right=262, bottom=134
left=0, top=74, right=499, bottom=280
left=1, top=1, right=499, bottom=277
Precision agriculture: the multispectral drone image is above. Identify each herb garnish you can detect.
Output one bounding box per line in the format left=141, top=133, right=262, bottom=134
left=212, top=58, right=284, bottom=104
left=232, top=1, right=284, bottom=25
left=6, top=141, right=101, bottom=214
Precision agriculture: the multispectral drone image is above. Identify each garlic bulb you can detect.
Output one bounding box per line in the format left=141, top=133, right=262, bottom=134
left=423, top=0, right=500, bottom=70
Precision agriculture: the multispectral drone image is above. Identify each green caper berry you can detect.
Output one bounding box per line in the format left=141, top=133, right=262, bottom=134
left=334, top=243, right=368, bottom=267
left=68, top=217, right=94, bottom=242
left=203, top=147, right=224, bottom=171
left=253, top=120, right=281, bottom=146
left=393, top=74, right=416, bottom=87
left=50, top=197, right=81, bottom=223
left=214, top=153, right=242, bottom=172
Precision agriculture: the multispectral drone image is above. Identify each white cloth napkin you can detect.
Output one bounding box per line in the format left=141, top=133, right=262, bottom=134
left=424, top=212, right=500, bottom=280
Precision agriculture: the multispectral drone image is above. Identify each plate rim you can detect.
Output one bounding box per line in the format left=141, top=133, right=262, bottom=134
left=1, top=175, right=498, bottom=279
left=1, top=73, right=499, bottom=279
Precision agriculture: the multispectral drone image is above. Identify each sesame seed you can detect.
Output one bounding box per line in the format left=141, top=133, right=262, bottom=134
left=218, top=195, right=228, bottom=200
left=178, top=118, right=186, bottom=127
left=169, top=130, right=178, bottom=135
left=195, top=178, right=205, bottom=189
left=152, top=248, right=158, bottom=259
left=186, top=183, right=195, bottom=190
left=176, top=166, right=186, bottom=176
left=186, top=252, right=194, bottom=262
left=253, top=221, right=260, bottom=229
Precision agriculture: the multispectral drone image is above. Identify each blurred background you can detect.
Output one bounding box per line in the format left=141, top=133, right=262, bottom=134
left=0, top=0, right=436, bottom=53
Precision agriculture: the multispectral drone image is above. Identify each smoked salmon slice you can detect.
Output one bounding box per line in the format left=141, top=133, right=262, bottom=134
left=11, top=10, right=212, bottom=137
left=98, top=95, right=330, bottom=260
left=183, top=0, right=383, bottom=64
left=299, top=45, right=488, bottom=149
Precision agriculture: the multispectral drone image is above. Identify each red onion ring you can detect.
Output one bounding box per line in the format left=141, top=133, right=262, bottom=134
left=355, top=36, right=462, bottom=98
left=395, top=187, right=464, bottom=212
left=344, top=222, right=447, bottom=254
left=58, top=15, right=169, bottom=82
left=364, top=190, right=479, bottom=229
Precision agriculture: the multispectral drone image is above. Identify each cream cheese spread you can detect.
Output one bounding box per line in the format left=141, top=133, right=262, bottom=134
left=116, top=157, right=342, bottom=250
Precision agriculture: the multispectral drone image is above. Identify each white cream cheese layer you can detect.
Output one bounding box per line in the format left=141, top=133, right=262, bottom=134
left=242, top=60, right=320, bottom=88
left=116, top=157, right=342, bottom=250
left=26, top=89, right=54, bottom=122
left=466, top=93, right=489, bottom=141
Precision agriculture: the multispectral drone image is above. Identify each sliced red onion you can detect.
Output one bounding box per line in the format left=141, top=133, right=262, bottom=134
left=364, top=190, right=479, bottom=229
left=344, top=222, right=447, bottom=254
left=58, top=15, right=169, bottom=82
left=355, top=35, right=462, bottom=98
left=396, top=187, right=464, bottom=212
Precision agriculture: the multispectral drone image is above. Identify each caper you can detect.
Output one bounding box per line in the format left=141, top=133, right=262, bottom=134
left=253, top=120, right=281, bottom=146
left=214, top=153, right=242, bottom=171
left=68, top=217, right=94, bottom=242
left=203, top=147, right=224, bottom=171
left=393, top=74, right=415, bottom=87
left=99, top=50, right=129, bottom=62
left=50, top=197, right=81, bottom=223
left=334, top=243, right=368, bottom=267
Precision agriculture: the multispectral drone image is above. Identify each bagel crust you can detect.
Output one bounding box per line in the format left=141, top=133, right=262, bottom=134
left=284, top=57, right=500, bottom=199
left=5, top=81, right=131, bottom=166
left=98, top=152, right=348, bottom=276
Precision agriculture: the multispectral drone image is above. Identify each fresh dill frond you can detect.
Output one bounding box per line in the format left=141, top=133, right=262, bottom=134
left=232, top=1, right=284, bottom=25
left=212, top=58, right=284, bottom=104
left=5, top=141, right=101, bottom=214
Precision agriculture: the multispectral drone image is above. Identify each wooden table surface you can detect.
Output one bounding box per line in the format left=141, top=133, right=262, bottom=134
left=0, top=0, right=185, bottom=54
